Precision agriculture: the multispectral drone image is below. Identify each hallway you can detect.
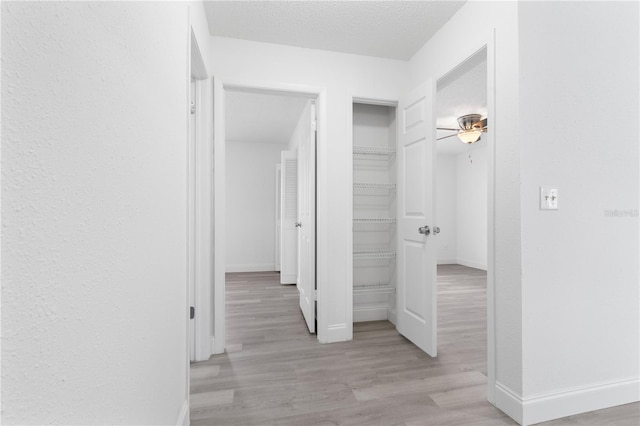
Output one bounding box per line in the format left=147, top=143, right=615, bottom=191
left=189, top=268, right=639, bottom=425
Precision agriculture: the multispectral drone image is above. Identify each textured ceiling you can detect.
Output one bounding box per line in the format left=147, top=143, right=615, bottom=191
left=436, top=49, right=487, bottom=155
left=203, top=1, right=466, bottom=60
left=215, top=1, right=483, bottom=151
left=226, top=90, right=311, bottom=144
left=226, top=52, right=487, bottom=150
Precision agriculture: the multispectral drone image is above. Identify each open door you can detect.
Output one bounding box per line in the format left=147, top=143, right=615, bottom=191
left=396, top=81, right=437, bottom=356
left=280, top=151, right=298, bottom=284
left=297, top=101, right=316, bottom=333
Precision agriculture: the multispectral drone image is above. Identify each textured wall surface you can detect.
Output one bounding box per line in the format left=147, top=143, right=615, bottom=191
left=436, top=154, right=458, bottom=263
left=519, top=0, right=639, bottom=402
left=2, top=2, right=189, bottom=424
left=456, top=146, right=487, bottom=270
left=226, top=141, right=286, bottom=272
left=435, top=148, right=488, bottom=270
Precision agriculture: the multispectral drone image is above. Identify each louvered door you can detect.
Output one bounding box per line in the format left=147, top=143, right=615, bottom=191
left=280, top=151, right=298, bottom=284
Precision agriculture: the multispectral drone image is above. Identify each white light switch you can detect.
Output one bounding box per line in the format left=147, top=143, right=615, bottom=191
left=540, top=187, right=558, bottom=210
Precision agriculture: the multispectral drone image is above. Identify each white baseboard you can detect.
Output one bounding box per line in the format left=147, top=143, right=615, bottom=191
left=353, top=305, right=388, bottom=322
left=456, top=258, right=487, bottom=271
left=176, top=400, right=189, bottom=426
left=494, top=382, right=524, bottom=425
left=494, top=377, right=640, bottom=426
left=522, top=377, right=640, bottom=425
left=280, top=273, right=296, bottom=284
left=226, top=263, right=276, bottom=273
left=387, top=306, right=397, bottom=325
left=437, top=258, right=457, bottom=265
left=211, top=336, right=224, bottom=355
left=323, top=323, right=350, bottom=343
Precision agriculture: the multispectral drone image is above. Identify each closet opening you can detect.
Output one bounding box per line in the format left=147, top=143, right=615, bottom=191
left=351, top=101, right=398, bottom=324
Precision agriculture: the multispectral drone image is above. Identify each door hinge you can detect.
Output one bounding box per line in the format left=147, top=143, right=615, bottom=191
left=312, top=120, right=317, bottom=132
left=190, top=306, right=195, bottom=319
left=313, top=290, right=318, bottom=301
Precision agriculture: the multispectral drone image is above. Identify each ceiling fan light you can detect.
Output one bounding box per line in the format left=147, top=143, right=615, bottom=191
left=457, top=129, right=482, bottom=144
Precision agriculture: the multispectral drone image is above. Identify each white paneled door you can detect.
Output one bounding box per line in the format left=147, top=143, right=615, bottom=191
left=396, top=81, right=437, bottom=356
left=280, top=151, right=298, bottom=284
left=297, top=101, right=316, bottom=333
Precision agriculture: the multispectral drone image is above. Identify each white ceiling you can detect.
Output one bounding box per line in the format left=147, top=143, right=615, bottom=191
left=225, top=90, right=311, bottom=144
left=215, top=1, right=485, bottom=152
left=203, top=1, right=466, bottom=61
left=226, top=52, right=487, bottom=150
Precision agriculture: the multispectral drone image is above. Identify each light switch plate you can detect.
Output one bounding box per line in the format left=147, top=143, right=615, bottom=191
left=540, top=187, right=558, bottom=210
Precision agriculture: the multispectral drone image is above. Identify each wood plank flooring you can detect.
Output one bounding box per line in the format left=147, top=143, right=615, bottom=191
left=190, top=266, right=640, bottom=425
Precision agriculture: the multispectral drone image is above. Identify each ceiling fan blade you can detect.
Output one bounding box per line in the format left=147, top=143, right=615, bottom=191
left=437, top=127, right=459, bottom=131
left=436, top=133, right=459, bottom=141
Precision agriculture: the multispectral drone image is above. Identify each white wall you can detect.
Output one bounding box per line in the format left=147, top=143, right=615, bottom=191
left=226, top=141, right=286, bottom=272
left=519, top=2, right=639, bottom=424
left=1, top=2, right=192, bottom=424
left=436, top=154, right=458, bottom=263
left=209, top=36, right=407, bottom=343
left=456, top=146, right=487, bottom=270
left=436, top=146, right=487, bottom=270
left=189, top=1, right=213, bottom=75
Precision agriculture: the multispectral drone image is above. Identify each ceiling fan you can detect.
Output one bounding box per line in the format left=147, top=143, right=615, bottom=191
left=437, top=114, right=488, bottom=144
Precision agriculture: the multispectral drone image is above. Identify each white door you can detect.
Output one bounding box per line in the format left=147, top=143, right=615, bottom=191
left=280, top=151, right=298, bottom=284
left=297, top=101, right=316, bottom=333
left=396, top=81, right=437, bottom=356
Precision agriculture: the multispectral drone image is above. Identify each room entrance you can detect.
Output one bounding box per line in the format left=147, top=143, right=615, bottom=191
left=218, top=85, right=320, bottom=349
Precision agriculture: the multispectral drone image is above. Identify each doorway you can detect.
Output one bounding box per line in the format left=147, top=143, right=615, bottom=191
left=224, top=90, right=309, bottom=274
left=434, top=46, right=491, bottom=390
left=188, top=30, right=213, bottom=363
left=221, top=86, right=319, bottom=343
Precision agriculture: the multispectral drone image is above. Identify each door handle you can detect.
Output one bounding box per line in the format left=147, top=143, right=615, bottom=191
left=295, top=222, right=302, bottom=228
left=433, top=226, right=440, bottom=235
left=418, top=225, right=430, bottom=235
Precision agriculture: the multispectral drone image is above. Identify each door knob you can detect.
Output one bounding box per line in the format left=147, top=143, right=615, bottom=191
left=295, top=222, right=302, bottom=228
left=418, top=225, right=430, bottom=235
left=433, top=226, right=440, bottom=235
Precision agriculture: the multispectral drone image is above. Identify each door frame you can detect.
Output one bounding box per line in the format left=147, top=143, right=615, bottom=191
left=428, top=32, right=497, bottom=402
left=347, top=96, right=400, bottom=329
left=212, top=79, right=327, bottom=349
left=188, top=28, right=215, bottom=362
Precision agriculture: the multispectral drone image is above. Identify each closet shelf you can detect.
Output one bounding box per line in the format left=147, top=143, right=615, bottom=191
left=353, top=250, right=396, bottom=260
left=353, top=182, right=396, bottom=190
left=353, top=283, right=395, bottom=294
left=353, top=218, right=396, bottom=224
left=353, top=146, right=396, bottom=156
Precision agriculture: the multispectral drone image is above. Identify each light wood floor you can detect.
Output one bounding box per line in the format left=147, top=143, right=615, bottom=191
left=190, top=266, right=640, bottom=425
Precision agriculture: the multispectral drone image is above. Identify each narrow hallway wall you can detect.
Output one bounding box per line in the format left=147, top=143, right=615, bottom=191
left=2, top=2, right=194, bottom=423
